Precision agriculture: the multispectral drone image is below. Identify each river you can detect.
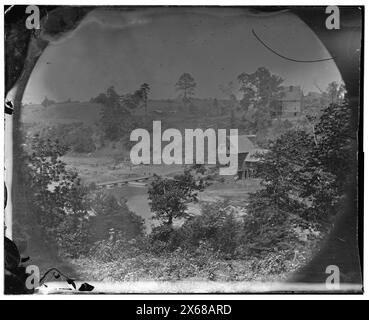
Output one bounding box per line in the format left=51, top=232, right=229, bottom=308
left=104, top=184, right=154, bottom=232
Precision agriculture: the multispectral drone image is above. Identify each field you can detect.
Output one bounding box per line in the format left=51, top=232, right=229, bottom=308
left=21, top=102, right=102, bottom=124
left=21, top=98, right=233, bottom=127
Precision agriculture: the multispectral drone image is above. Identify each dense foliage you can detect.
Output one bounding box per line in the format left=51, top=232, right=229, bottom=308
left=25, top=135, right=90, bottom=257
left=175, top=73, right=197, bottom=101
left=81, top=199, right=321, bottom=281
left=238, top=67, right=284, bottom=110
left=38, top=123, right=96, bottom=153
left=93, top=86, right=139, bottom=141
left=240, top=99, right=355, bottom=261
left=235, top=68, right=285, bottom=134
left=148, top=169, right=207, bottom=226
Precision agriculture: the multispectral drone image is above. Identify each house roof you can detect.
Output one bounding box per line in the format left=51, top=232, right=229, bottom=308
left=244, top=148, right=269, bottom=162
left=226, top=134, right=255, bottom=154
left=280, top=86, right=302, bottom=101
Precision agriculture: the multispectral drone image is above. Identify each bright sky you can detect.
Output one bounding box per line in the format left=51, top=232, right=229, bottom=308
left=23, top=7, right=342, bottom=104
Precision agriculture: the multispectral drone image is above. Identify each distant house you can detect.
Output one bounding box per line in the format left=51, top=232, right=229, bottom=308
left=243, top=148, right=269, bottom=179
left=219, top=134, right=267, bottom=179
left=224, top=133, right=254, bottom=157
left=273, top=85, right=304, bottom=118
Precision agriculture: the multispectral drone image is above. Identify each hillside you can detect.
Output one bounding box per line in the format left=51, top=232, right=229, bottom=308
left=21, top=99, right=235, bottom=130
left=21, top=102, right=103, bottom=124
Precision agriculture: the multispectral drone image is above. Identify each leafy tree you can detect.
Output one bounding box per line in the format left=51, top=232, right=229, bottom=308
left=238, top=67, right=284, bottom=111
left=148, top=170, right=207, bottom=226
left=252, top=131, right=315, bottom=211
left=241, top=122, right=346, bottom=256
left=250, top=98, right=355, bottom=221
left=139, top=83, right=150, bottom=117
left=41, top=96, right=55, bottom=108
left=91, top=92, right=108, bottom=104
left=237, top=67, right=284, bottom=134
left=24, top=135, right=90, bottom=257
left=122, top=92, right=141, bottom=111
left=326, top=81, right=346, bottom=104
left=175, top=73, right=197, bottom=104
left=95, top=86, right=136, bottom=141
left=239, top=86, right=254, bottom=112
left=241, top=103, right=273, bottom=134
left=314, top=100, right=355, bottom=191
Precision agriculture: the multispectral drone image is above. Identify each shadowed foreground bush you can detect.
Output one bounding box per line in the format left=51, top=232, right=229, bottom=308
left=73, top=237, right=319, bottom=281
left=71, top=201, right=324, bottom=281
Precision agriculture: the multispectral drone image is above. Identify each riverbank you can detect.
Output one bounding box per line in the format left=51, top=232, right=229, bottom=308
left=63, top=154, right=263, bottom=232
left=63, top=154, right=184, bottom=184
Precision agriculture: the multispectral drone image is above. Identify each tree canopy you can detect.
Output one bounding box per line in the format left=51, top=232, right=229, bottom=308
left=148, top=170, right=207, bottom=226
left=238, top=67, right=284, bottom=110
left=250, top=97, right=354, bottom=221
left=93, top=86, right=140, bottom=141
left=175, top=73, right=197, bottom=102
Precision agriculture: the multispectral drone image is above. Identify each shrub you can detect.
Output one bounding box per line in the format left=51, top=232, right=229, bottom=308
left=24, top=136, right=91, bottom=258
left=249, top=250, right=290, bottom=275
left=38, top=123, right=96, bottom=153
left=179, top=201, right=242, bottom=257
left=89, top=236, right=143, bottom=263
left=55, top=215, right=91, bottom=258
left=241, top=207, right=298, bottom=257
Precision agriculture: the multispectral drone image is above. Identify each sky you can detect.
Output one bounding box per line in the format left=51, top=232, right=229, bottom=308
left=23, top=7, right=342, bottom=104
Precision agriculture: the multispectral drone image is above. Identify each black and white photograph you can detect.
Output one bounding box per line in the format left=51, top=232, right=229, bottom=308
left=3, top=5, right=363, bottom=296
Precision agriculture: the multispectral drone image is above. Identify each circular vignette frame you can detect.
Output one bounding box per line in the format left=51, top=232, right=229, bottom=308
left=3, top=5, right=363, bottom=290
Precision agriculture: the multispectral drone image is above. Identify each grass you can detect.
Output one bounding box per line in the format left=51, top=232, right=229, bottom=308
left=70, top=238, right=321, bottom=282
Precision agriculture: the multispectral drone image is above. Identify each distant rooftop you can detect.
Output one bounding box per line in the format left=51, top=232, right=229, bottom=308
left=244, top=148, right=269, bottom=162
left=227, top=134, right=255, bottom=154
